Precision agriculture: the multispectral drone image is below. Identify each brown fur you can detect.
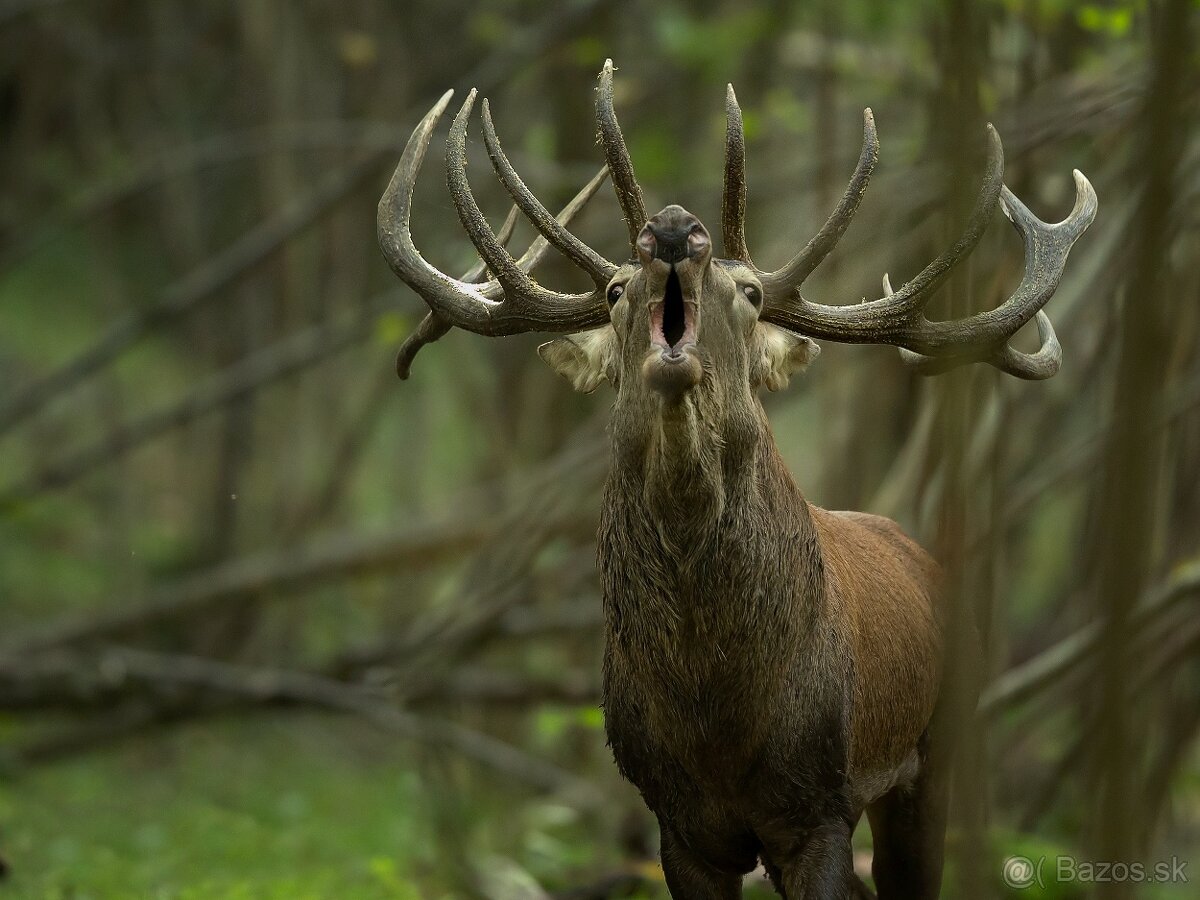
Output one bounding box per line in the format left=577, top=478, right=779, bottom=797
left=811, top=508, right=942, bottom=778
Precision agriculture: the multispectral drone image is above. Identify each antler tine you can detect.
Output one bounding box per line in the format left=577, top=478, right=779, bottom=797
left=395, top=203, right=513, bottom=380
left=391, top=128, right=612, bottom=380
left=759, top=109, right=879, bottom=303
left=398, top=167, right=613, bottom=378
left=597, top=59, right=648, bottom=249
left=444, top=91, right=613, bottom=312
left=480, top=99, right=617, bottom=286
left=722, top=84, right=750, bottom=263
left=378, top=88, right=511, bottom=335
left=893, top=167, right=1096, bottom=375
left=395, top=314, right=453, bottom=379
left=396, top=205, right=518, bottom=380
left=446, top=90, right=544, bottom=301
left=508, top=164, right=612, bottom=279
left=762, top=124, right=1003, bottom=338
left=898, top=311, right=1061, bottom=379
left=378, top=88, right=457, bottom=284
left=882, top=124, right=1005, bottom=318
left=462, top=204, right=520, bottom=283
left=887, top=262, right=1062, bottom=380
left=993, top=311, right=1062, bottom=379
left=464, top=167, right=612, bottom=294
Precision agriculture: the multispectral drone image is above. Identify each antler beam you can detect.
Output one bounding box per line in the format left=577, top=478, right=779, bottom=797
left=756, top=123, right=1097, bottom=379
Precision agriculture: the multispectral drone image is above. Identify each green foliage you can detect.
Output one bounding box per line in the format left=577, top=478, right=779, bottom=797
left=533, top=705, right=604, bottom=746
left=1076, top=3, right=1136, bottom=37
left=654, top=5, right=771, bottom=77
left=0, top=718, right=437, bottom=898
left=0, top=0, right=1194, bottom=896
left=373, top=313, right=412, bottom=351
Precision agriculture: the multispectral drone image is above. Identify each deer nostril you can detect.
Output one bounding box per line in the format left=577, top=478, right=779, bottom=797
left=637, top=226, right=657, bottom=263
left=642, top=207, right=710, bottom=265
left=647, top=223, right=691, bottom=264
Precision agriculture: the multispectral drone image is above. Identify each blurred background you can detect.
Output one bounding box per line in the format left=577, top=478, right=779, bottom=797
left=0, top=0, right=1196, bottom=897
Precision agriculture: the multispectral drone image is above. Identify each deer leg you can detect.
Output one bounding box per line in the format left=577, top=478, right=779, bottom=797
left=759, top=819, right=856, bottom=900
left=865, top=759, right=950, bottom=900
left=658, top=825, right=747, bottom=900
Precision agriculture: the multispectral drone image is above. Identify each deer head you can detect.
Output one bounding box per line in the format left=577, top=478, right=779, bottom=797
left=378, top=60, right=1097, bottom=403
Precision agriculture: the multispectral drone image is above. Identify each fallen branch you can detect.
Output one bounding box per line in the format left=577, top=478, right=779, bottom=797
left=0, top=509, right=594, bottom=656
left=3, top=646, right=603, bottom=803
left=0, top=651, right=600, bottom=712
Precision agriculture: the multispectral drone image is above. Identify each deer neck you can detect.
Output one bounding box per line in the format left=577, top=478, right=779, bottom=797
left=600, top=388, right=828, bottom=708
left=606, top=386, right=818, bottom=572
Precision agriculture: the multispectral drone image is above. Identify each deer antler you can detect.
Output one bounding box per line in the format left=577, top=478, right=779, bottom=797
left=721, top=84, right=751, bottom=264
left=378, top=89, right=614, bottom=376
left=722, top=87, right=879, bottom=283
left=384, top=69, right=1095, bottom=382
left=395, top=203, right=517, bottom=379
left=722, top=90, right=1097, bottom=379
left=480, top=100, right=617, bottom=286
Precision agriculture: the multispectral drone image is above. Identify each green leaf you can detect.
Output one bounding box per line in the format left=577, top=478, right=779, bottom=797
left=375, top=312, right=411, bottom=347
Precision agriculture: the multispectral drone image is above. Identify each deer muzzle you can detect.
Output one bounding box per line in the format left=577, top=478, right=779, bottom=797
left=637, top=204, right=710, bottom=266
left=638, top=206, right=710, bottom=400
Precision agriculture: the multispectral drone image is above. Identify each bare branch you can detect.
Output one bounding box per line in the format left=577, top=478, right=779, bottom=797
left=0, top=508, right=596, bottom=656
left=0, top=295, right=395, bottom=508
left=1, top=647, right=602, bottom=801
left=979, top=558, right=1200, bottom=715
left=0, top=153, right=387, bottom=438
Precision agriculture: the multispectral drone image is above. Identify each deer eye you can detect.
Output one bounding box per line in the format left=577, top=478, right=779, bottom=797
left=607, top=284, right=625, bottom=306
left=742, top=284, right=762, bottom=307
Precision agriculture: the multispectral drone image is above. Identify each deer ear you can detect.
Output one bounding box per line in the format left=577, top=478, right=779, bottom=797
left=752, top=323, right=821, bottom=391
left=538, top=326, right=617, bottom=393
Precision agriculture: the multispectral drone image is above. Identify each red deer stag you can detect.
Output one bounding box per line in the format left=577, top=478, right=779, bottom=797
left=377, top=60, right=1096, bottom=900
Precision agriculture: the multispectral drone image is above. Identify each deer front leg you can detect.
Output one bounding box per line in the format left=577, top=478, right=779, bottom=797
left=759, top=819, right=856, bottom=900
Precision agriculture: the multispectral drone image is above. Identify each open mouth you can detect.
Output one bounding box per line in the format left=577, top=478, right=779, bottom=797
left=649, top=267, right=697, bottom=358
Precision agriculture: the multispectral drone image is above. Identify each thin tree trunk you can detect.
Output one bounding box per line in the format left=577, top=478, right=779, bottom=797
left=1090, top=2, right=1192, bottom=893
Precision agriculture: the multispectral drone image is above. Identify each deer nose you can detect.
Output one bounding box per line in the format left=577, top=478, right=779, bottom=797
left=637, top=205, right=710, bottom=265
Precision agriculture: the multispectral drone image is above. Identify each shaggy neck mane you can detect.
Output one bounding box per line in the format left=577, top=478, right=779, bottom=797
left=598, top=385, right=828, bottom=711
left=606, top=386, right=816, bottom=569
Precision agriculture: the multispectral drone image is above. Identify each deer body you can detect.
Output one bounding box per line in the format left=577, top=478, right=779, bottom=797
left=598, top=368, right=944, bottom=896
left=378, top=59, right=1095, bottom=899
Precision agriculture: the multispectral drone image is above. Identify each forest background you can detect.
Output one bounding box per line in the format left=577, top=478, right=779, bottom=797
left=0, top=0, right=1196, bottom=897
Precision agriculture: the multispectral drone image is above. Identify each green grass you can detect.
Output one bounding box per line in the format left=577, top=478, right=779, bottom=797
left=0, top=711, right=657, bottom=899
left=0, top=715, right=443, bottom=899
left=2, top=713, right=1192, bottom=899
